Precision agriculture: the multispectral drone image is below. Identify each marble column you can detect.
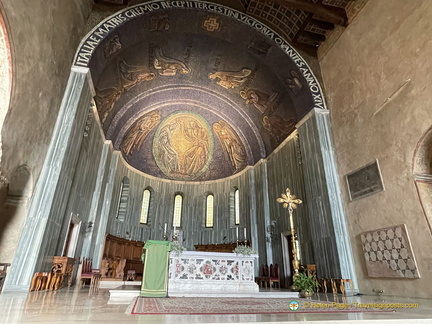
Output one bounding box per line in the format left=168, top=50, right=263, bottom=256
left=297, top=108, right=358, bottom=293
left=92, top=151, right=119, bottom=269
left=261, top=161, right=273, bottom=266
left=3, top=69, right=92, bottom=292
left=247, top=169, right=259, bottom=275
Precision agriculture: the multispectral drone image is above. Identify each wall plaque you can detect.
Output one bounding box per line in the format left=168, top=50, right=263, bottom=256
left=346, top=159, right=384, bottom=201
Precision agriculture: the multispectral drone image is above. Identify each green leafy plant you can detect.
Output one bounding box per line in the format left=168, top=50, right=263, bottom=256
left=232, top=245, right=258, bottom=256
left=171, top=241, right=186, bottom=256
left=292, top=272, right=319, bottom=294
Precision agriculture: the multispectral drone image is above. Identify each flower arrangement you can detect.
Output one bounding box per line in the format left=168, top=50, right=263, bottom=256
left=232, top=245, right=258, bottom=256
left=171, top=241, right=186, bottom=256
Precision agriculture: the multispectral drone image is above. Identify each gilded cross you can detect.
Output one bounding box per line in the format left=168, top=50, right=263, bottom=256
left=277, top=188, right=302, bottom=211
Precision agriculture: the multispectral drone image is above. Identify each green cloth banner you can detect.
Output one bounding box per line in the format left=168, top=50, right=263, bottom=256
left=140, top=240, right=172, bottom=297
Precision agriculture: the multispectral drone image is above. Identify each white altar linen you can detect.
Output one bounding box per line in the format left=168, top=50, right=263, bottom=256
left=168, top=251, right=259, bottom=294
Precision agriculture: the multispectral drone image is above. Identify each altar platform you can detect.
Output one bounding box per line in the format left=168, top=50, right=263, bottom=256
left=110, top=250, right=299, bottom=303
left=108, top=284, right=299, bottom=304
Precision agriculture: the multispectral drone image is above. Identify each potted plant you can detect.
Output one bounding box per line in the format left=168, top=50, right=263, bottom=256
left=292, top=272, right=319, bottom=298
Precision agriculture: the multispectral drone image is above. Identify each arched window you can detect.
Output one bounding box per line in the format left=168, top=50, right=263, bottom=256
left=234, top=188, right=240, bottom=225
left=140, top=188, right=151, bottom=224
left=116, top=177, right=130, bottom=221
left=205, top=194, right=214, bottom=228
left=173, top=194, right=183, bottom=227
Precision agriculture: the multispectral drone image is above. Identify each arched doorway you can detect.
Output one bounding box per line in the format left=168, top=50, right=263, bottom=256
left=413, top=126, right=432, bottom=234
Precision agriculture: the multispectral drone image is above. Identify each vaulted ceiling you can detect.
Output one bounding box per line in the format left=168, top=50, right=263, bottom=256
left=85, top=0, right=365, bottom=181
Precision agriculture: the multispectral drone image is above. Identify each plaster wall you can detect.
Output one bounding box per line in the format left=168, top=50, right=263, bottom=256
left=0, top=0, right=92, bottom=263
left=319, top=0, right=432, bottom=297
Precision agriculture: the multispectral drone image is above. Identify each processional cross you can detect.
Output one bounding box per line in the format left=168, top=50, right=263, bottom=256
left=277, top=188, right=302, bottom=277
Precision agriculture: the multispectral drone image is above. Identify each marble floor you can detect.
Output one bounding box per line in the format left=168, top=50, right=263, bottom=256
left=0, top=287, right=431, bottom=324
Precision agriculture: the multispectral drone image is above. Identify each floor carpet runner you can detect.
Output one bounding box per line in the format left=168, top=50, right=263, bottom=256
left=131, top=297, right=392, bottom=315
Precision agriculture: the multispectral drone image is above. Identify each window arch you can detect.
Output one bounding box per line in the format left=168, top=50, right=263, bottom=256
left=234, top=188, right=240, bottom=225
left=140, top=188, right=152, bottom=224
left=173, top=193, right=183, bottom=227
left=205, top=193, right=214, bottom=228
left=230, top=187, right=240, bottom=226
left=116, top=177, right=130, bottom=221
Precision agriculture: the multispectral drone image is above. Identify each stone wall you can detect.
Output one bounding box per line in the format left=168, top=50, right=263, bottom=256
left=0, top=0, right=92, bottom=263
left=319, top=0, right=432, bottom=297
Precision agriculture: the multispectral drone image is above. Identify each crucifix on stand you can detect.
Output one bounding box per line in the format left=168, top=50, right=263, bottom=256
left=277, top=188, right=302, bottom=278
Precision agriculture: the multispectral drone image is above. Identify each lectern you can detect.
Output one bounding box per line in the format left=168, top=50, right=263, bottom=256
left=140, top=240, right=172, bottom=297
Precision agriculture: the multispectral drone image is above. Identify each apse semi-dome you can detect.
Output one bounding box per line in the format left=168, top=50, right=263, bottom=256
left=74, top=1, right=326, bottom=181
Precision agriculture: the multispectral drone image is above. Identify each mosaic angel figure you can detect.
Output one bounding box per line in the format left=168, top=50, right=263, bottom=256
left=153, top=47, right=191, bottom=76
left=240, top=88, right=279, bottom=114
left=213, top=120, right=247, bottom=172
left=121, top=111, right=161, bottom=156
left=209, top=68, right=252, bottom=89
left=262, top=115, right=296, bottom=145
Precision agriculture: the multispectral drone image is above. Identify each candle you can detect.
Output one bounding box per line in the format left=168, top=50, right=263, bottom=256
left=164, top=223, right=167, bottom=233
left=236, top=227, right=239, bottom=240
left=244, top=228, right=247, bottom=240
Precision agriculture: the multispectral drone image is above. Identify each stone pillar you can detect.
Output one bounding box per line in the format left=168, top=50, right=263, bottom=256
left=261, top=161, right=273, bottom=266
left=248, top=169, right=259, bottom=275
left=297, top=108, right=358, bottom=293
left=3, top=70, right=92, bottom=292
left=92, top=150, right=119, bottom=269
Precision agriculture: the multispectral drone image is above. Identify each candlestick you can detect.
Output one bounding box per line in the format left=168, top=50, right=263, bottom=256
left=173, top=226, right=177, bottom=241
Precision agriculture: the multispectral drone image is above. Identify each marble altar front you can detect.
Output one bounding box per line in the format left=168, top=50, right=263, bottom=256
left=168, top=251, right=259, bottom=294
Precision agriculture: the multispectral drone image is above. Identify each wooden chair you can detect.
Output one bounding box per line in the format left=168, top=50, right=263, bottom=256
left=0, top=263, right=10, bottom=293
left=79, top=258, right=101, bottom=290
left=269, top=263, right=280, bottom=288
left=30, top=272, right=51, bottom=291
left=127, top=270, right=136, bottom=281
left=306, top=264, right=316, bottom=277
left=255, top=264, right=270, bottom=288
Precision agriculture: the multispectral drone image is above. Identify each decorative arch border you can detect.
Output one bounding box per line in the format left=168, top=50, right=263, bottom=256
left=73, top=0, right=326, bottom=111
left=0, top=7, right=12, bottom=187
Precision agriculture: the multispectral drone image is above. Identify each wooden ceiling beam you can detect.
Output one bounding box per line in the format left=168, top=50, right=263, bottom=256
left=269, top=0, right=348, bottom=26
left=290, top=39, right=319, bottom=56
left=310, top=18, right=335, bottom=31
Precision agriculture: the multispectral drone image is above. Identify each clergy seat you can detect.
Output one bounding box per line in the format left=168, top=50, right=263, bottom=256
left=255, top=264, right=270, bottom=288
left=269, top=263, right=280, bottom=288
left=79, top=258, right=101, bottom=290
left=306, top=264, right=316, bottom=277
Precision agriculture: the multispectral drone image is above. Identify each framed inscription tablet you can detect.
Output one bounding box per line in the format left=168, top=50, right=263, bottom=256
left=346, top=160, right=384, bottom=201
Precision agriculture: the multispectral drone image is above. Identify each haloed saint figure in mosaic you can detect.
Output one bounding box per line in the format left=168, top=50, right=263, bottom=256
left=153, top=112, right=213, bottom=180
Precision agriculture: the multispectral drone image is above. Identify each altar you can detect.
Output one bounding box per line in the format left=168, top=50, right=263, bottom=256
left=168, top=251, right=259, bottom=295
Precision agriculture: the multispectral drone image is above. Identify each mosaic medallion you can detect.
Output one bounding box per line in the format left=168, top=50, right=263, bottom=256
left=153, top=111, right=213, bottom=180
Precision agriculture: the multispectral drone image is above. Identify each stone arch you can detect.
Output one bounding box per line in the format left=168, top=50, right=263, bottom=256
left=6, top=164, right=33, bottom=206
left=0, top=9, right=12, bottom=189
left=413, top=126, right=432, bottom=234
left=73, top=1, right=326, bottom=112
